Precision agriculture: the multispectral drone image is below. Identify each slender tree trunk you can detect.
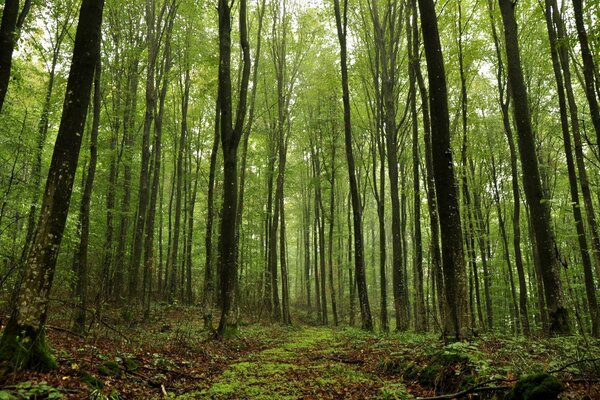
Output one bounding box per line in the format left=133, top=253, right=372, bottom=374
left=202, top=99, right=220, bottom=330
left=490, top=155, right=520, bottom=333
left=114, top=57, right=139, bottom=301
left=498, top=0, right=570, bottom=335
left=129, top=0, right=159, bottom=301
left=418, top=0, right=469, bottom=339
left=236, top=0, right=266, bottom=267
left=487, top=0, right=530, bottom=335
left=73, top=40, right=101, bottom=332
left=169, top=63, right=190, bottom=303
left=552, top=0, right=600, bottom=287
left=24, top=42, right=64, bottom=261
left=413, top=7, right=444, bottom=326
left=0, top=0, right=103, bottom=370
left=544, top=0, right=599, bottom=336
left=571, top=0, right=600, bottom=156
left=409, top=1, right=426, bottom=332
left=143, top=3, right=174, bottom=314
left=328, top=128, right=339, bottom=327
left=334, top=0, right=373, bottom=331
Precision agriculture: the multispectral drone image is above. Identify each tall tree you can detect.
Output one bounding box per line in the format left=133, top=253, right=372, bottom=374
left=498, top=0, right=570, bottom=335
left=417, top=0, right=469, bottom=338
left=216, top=0, right=251, bottom=337
left=408, top=0, right=426, bottom=332
left=0, top=0, right=104, bottom=370
left=72, top=36, right=102, bottom=332
left=544, top=0, right=599, bottom=336
left=334, top=0, right=373, bottom=331
left=487, top=0, right=530, bottom=336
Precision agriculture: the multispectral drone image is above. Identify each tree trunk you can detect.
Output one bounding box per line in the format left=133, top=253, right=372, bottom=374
left=0, top=0, right=103, bottom=370
left=498, top=0, right=570, bottom=335
left=418, top=0, right=469, bottom=339
left=571, top=0, right=600, bottom=156
left=486, top=0, right=530, bottom=335
left=169, top=63, right=189, bottom=303
left=552, top=0, right=600, bottom=290
left=216, top=0, right=251, bottom=337
left=334, top=0, right=373, bottom=331
left=544, top=0, right=599, bottom=336
left=0, top=0, right=30, bottom=112
left=202, top=98, right=220, bottom=330
left=413, top=10, right=444, bottom=327
left=409, top=0, right=426, bottom=332
left=73, top=39, right=101, bottom=332
left=129, top=0, right=158, bottom=301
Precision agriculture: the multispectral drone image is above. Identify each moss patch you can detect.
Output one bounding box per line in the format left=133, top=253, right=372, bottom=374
left=0, top=324, right=57, bottom=372
left=507, top=373, right=563, bottom=400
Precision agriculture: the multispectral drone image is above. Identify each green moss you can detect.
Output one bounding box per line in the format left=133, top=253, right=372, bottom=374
left=507, top=373, right=563, bottom=400
left=98, top=360, right=121, bottom=377
left=80, top=372, right=104, bottom=390
left=0, top=324, right=57, bottom=372
left=124, top=357, right=139, bottom=371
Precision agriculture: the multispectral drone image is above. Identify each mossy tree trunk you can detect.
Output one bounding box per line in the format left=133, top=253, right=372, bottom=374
left=0, top=0, right=103, bottom=371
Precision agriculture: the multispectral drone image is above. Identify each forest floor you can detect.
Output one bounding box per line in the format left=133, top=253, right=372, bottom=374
left=1, top=305, right=600, bottom=399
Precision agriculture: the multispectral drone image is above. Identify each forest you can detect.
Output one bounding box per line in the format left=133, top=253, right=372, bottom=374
left=0, top=0, right=600, bottom=398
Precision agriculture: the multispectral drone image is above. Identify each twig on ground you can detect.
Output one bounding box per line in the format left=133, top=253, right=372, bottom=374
left=416, top=377, right=515, bottom=400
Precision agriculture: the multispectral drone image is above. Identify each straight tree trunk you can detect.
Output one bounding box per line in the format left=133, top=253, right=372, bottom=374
left=169, top=63, right=190, bottom=303
left=334, top=0, right=373, bottom=331
left=413, top=10, right=444, bottom=326
left=409, top=0, right=426, bottom=332
left=328, top=128, right=339, bottom=327
left=73, top=40, right=101, bottom=332
left=129, top=0, right=159, bottom=301
left=114, top=57, right=139, bottom=301
left=551, top=0, right=600, bottom=286
left=418, top=0, right=469, bottom=339
left=544, top=0, right=599, bottom=336
left=571, top=0, right=600, bottom=156
left=487, top=0, right=530, bottom=335
left=498, top=0, right=570, bottom=335
left=216, top=0, right=251, bottom=337
left=143, top=3, right=175, bottom=313
left=0, top=0, right=103, bottom=370
left=202, top=98, right=220, bottom=330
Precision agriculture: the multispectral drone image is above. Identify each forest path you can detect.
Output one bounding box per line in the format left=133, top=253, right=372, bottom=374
left=179, top=326, right=392, bottom=399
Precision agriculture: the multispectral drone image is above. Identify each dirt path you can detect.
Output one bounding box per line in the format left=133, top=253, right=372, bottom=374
left=179, top=326, right=397, bottom=399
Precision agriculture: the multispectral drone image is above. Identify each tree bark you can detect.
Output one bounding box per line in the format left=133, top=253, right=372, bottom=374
left=571, top=0, right=600, bottom=157
left=73, top=38, right=101, bottom=332
left=216, top=0, right=251, bottom=337
left=418, top=0, right=469, bottom=339
left=498, top=0, right=570, bottom=335
left=544, top=0, right=599, bottom=336
left=0, top=0, right=103, bottom=370
left=487, top=0, right=530, bottom=335
left=0, top=0, right=30, bottom=112
left=334, top=0, right=373, bottom=331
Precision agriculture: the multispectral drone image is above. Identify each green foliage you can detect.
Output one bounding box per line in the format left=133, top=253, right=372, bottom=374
left=0, top=381, right=62, bottom=399
left=376, top=383, right=413, bottom=400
